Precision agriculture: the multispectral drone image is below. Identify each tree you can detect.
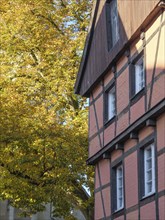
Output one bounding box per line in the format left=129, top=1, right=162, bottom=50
left=0, top=0, right=94, bottom=219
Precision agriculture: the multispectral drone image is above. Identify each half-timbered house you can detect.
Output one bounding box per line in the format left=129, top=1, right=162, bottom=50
left=75, top=0, right=165, bottom=219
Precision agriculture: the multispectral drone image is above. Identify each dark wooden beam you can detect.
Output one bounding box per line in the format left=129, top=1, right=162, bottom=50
left=130, top=132, right=138, bottom=139
left=103, top=152, right=110, bottom=159
left=115, top=143, right=124, bottom=150
left=146, top=119, right=156, bottom=127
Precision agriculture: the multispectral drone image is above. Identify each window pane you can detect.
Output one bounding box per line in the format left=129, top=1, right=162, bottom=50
left=147, top=170, right=152, bottom=181
left=139, top=65, right=144, bottom=88
left=119, top=188, right=122, bottom=197
left=106, top=0, right=119, bottom=50
left=135, top=57, right=144, bottom=94
left=110, top=0, right=119, bottom=46
left=119, top=198, right=122, bottom=207
left=146, top=147, right=152, bottom=158
left=108, top=89, right=115, bottom=120
left=146, top=158, right=152, bottom=170
left=116, top=165, right=123, bottom=210
left=147, top=182, right=152, bottom=193
left=118, top=178, right=122, bottom=187
left=144, top=144, right=155, bottom=196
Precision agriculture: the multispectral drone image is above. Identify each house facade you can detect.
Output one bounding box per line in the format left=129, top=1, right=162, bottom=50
left=75, top=0, right=165, bottom=219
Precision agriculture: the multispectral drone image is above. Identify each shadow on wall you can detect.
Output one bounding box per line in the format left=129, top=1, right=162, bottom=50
left=76, top=0, right=162, bottom=97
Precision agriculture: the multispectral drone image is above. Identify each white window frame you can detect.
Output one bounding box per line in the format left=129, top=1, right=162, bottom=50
left=107, top=87, right=116, bottom=120
left=116, top=165, right=124, bottom=210
left=144, top=144, right=155, bottom=197
left=135, top=57, right=145, bottom=94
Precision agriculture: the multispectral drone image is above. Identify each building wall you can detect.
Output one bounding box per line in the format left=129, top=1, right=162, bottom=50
left=77, top=0, right=160, bottom=96
left=0, top=201, right=31, bottom=220
left=88, top=11, right=165, bottom=220
left=0, top=201, right=8, bottom=220
left=89, top=11, right=165, bottom=158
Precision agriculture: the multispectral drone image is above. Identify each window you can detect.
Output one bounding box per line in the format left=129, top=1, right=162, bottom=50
left=106, top=0, right=119, bottom=50
left=116, top=165, right=124, bottom=210
left=144, top=144, right=155, bottom=196
left=106, top=86, right=116, bottom=121
left=112, top=164, right=124, bottom=213
left=130, top=54, right=145, bottom=97
left=135, top=57, right=145, bottom=94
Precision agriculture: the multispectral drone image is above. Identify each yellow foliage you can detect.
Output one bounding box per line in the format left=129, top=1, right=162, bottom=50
left=0, top=0, right=94, bottom=219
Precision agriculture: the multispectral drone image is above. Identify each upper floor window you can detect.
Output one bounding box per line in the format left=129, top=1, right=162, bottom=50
left=134, top=57, right=145, bottom=94
left=105, top=86, right=116, bottom=122
left=144, top=144, right=155, bottom=196
left=106, top=0, right=119, bottom=50
left=130, top=54, right=145, bottom=97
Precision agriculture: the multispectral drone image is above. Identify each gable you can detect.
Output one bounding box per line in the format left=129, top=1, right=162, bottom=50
left=75, top=0, right=161, bottom=97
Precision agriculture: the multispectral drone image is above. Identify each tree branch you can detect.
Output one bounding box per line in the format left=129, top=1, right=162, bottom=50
left=0, top=161, right=40, bottom=186
left=0, top=160, right=56, bottom=187
left=30, top=49, right=39, bottom=65
left=31, top=10, right=65, bottom=36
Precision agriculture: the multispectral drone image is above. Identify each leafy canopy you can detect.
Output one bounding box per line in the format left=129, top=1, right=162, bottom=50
left=0, top=0, right=94, bottom=219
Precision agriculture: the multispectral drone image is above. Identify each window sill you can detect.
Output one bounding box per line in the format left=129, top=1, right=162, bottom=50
left=130, top=88, right=145, bottom=106
left=112, top=207, right=124, bottom=218
left=141, top=192, right=155, bottom=201
left=104, top=116, right=116, bottom=128
left=114, top=206, right=124, bottom=213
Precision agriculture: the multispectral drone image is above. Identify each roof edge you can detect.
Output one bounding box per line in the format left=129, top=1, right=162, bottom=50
left=74, top=0, right=100, bottom=96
